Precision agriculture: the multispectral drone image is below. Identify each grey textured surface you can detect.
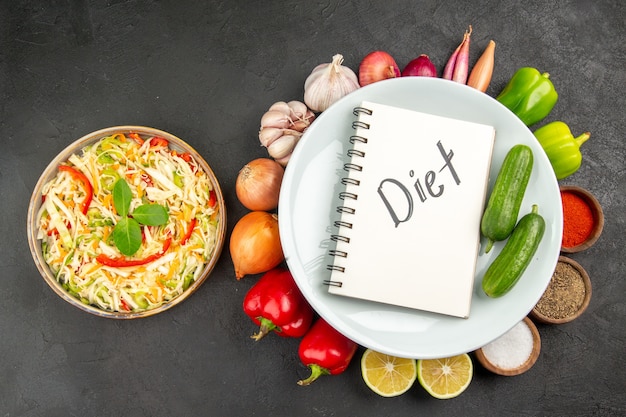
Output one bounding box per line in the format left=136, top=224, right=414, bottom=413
left=1, top=1, right=625, bottom=416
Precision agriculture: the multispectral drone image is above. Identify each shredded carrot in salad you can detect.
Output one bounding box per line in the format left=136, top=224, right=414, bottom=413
left=36, top=133, right=220, bottom=313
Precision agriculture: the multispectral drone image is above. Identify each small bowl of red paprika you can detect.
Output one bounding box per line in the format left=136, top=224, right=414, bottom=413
left=559, top=185, right=604, bottom=253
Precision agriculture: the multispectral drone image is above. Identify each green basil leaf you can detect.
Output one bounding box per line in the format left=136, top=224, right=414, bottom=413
left=112, top=178, right=132, bottom=217
left=132, top=204, right=169, bottom=226
left=112, top=217, right=142, bottom=256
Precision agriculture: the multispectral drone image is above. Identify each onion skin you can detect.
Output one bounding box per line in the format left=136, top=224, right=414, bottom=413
left=467, top=40, right=496, bottom=92
left=230, top=211, right=284, bottom=280
left=401, top=54, right=437, bottom=77
left=358, top=51, right=400, bottom=86
left=236, top=158, right=284, bottom=211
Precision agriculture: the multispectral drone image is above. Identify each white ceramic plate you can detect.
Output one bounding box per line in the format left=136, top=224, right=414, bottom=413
left=279, top=77, right=562, bottom=359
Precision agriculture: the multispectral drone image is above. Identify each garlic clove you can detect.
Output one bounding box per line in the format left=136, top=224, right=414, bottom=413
left=258, top=127, right=284, bottom=147
left=260, top=110, right=291, bottom=129
left=267, top=135, right=298, bottom=161
left=287, top=100, right=309, bottom=120
left=268, top=101, right=291, bottom=115
left=291, top=119, right=312, bottom=132
left=274, top=153, right=292, bottom=166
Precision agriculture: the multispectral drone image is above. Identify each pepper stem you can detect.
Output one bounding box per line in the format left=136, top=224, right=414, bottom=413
left=250, top=317, right=279, bottom=341
left=297, top=364, right=330, bottom=386
left=574, top=132, right=591, bottom=148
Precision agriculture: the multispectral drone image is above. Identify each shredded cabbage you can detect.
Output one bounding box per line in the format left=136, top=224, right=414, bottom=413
left=36, top=133, right=220, bottom=313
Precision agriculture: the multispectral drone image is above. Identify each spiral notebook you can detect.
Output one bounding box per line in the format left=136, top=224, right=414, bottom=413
left=326, top=101, right=496, bottom=318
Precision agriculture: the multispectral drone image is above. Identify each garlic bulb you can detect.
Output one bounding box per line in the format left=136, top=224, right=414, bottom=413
left=304, top=54, right=360, bottom=112
left=258, top=100, right=315, bottom=166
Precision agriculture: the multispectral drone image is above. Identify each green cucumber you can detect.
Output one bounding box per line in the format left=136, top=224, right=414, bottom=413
left=482, top=204, right=545, bottom=298
left=481, top=144, right=534, bottom=253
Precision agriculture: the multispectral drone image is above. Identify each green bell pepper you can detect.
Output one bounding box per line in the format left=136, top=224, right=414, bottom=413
left=534, top=121, right=590, bottom=180
left=497, top=67, right=558, bottom=126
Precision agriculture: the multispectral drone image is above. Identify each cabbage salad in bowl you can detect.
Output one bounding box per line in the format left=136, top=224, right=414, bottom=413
left=33, top=130, right=223, bottom=315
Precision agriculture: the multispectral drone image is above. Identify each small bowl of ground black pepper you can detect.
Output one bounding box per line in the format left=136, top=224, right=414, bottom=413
left=560, top=185, right=604, bottom=253
left=530, top=256, right=592, bottom=324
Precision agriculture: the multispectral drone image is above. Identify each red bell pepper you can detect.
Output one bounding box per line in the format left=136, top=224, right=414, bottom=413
left=148, top=136, right=169, bottom=147
left=243, top=268, right=314, bottom=341
left=59, top=165, right=93, bottom=215
left=128, top=132, right=145, bottom=145
left=208, top=189, right=217, bottom=208
left=96, top=237, right=172, bottom=267
left=297, top=318, right=358, bottom=386
left=180, top=218, right=197, bottom=245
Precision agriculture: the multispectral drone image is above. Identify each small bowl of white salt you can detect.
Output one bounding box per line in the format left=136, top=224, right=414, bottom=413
left=474, top=317, right=541, bottom=376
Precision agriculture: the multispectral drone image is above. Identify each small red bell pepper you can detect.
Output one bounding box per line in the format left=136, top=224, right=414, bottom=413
left=243, top=268, right=314, bottom=341
left=96, top=237, right=172, bottom=267
left=59, top=165, right=93, bottom=215
left=297, top=318, right=358, bottom=386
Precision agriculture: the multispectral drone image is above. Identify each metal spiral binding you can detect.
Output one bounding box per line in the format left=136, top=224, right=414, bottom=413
left=349, top=135, right=368, bottom=144
left=353, top=106, right=373, bottom=116
left=325, top=105, right=372, bottom=281
left=330, top=234, right=350, bottom=243
left=347, top=149, right=365, bottom=158
left=341, top=177, right=360, bottom=186
left=352, top=120, right=370, bottom=130
left=333, top=221, right=353, bottom=229
left=343, top=162, right=362, bottom=172
left=339, top=191, right=358, bottom=200
left=336, top=206, right=355, bottom=214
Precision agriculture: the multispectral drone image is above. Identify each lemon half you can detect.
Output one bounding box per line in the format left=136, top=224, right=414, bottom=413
left=417, top=353, right=473, bottom=399
left=361, top=349, right=417, bottom=397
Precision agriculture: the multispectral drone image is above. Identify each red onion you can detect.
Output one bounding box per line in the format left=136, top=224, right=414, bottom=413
left=358, top=51, right=401, bottom=86
left=401, top=54, right=437, bottom=77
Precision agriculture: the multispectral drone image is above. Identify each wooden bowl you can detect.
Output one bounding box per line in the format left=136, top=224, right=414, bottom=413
left=27, top=126, right=227, bottom=319
left=474, top=317, right=541, bottom=376
left=530, top=256, right=592, bottom=324
left=560, top=185, right=604, bottom=253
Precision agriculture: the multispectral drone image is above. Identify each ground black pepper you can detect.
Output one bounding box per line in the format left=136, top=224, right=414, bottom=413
left=534, top=261, right=585, bottom=319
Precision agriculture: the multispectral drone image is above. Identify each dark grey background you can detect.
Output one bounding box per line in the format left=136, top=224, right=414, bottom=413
left=1, top=1, right=624, bottom=416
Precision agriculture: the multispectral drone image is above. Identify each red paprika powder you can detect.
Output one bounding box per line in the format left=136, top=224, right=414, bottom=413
left=561, top=190, right=595, bottom=248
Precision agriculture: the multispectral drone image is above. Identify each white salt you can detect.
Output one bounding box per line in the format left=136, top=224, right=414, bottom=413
left=481, top=320, right=533, bottom=369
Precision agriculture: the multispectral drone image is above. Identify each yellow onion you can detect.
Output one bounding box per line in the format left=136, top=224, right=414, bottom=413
left=230, top=211, right=284, bottom=279
left=236, top=158, right=284, bottom=211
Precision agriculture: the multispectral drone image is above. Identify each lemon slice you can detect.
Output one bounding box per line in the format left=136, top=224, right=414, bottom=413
left=417, top=353, right=473, bottom=399
left=361, top=349, right=417, bottom=397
